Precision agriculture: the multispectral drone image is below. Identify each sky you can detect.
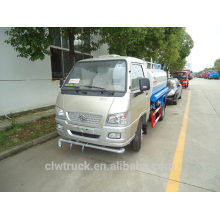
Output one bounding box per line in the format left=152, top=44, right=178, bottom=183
left=1, top=1, right=220, bottom=74
left=186, top=26, right=220, bottom=72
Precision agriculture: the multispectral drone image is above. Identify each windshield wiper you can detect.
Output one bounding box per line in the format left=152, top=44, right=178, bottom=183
left=83, top=85, right=105, bottom=89
left=63, top=86, right=88, bottom=94
left=72, top=86, right=80, bottom=89
left=100, top=90, right=115, bottom=95
left=83, top=85, right=115, bottom=95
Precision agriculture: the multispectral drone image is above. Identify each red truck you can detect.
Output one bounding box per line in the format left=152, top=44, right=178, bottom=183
left=204, top=71, right=211, bottom=79
left=201, top=72, right=206, bottom=78
left=173, top=71, right=189, bottom=88
left=182, top=68, right=193, bottom=80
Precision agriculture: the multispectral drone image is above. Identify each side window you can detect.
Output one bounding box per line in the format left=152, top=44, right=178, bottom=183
left=131, top=64, right=144, bottom=90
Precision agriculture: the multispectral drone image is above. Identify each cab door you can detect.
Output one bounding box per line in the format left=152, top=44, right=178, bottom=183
left=130, top=63, right=150, bottom=136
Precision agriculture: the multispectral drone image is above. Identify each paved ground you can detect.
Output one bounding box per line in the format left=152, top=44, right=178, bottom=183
left=0, top=78, right=219, bottom=192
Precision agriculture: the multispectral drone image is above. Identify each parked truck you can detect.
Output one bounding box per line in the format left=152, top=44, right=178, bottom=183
left=182, top=68, right=193, bottom=80
left=204, top=71, right=211, bottom=79
left=55, top=55, right=168, bottom=153
left=208, top=70, right=220, bottom=80
left=201, top=72, right=206, bottom=78
left=173, top=71, right=189, bottom=88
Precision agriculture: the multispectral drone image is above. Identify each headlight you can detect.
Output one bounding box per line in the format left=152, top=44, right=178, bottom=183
left=56, top=106, right=65, bottom=119
left=167, top=90, right=175, bottom=96
left=106, top=112, right=129, bottom=126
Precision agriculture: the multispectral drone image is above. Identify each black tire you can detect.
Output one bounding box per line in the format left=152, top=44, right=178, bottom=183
left=179, top=92, right=182, bottom=99
left=159, top=102, right=165, bottom=121
left=174, top=96, right=178, bottom=105
left=131, top=119, right=142, bottom=152
left=185, top=85, right=187, bottom=89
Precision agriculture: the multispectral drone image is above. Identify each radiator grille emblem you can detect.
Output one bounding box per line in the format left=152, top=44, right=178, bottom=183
left=79, top=114, right=87, bottom=121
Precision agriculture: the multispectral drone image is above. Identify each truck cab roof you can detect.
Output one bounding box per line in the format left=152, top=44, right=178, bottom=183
left=78, top=55, right=145, bottom=65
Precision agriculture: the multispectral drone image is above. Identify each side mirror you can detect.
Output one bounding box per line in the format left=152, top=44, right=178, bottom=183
left=59, top=78, right=64, bottom=88
left=139, top=78, right=150, bottom=91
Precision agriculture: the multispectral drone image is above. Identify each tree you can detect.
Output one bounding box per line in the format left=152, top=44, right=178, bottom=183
left=92, top=27, right=193, bottom=72
left=214, top=59, right=220, bottom=70
left=5, top=27, right=194, bottom=73
left=5, top=27, right=53, bottom=61
left=5, top=27, right=92, bottom=71
left=168, top=28, right=194, bottom=72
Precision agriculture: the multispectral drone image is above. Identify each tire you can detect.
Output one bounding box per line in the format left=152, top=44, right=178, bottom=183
left=179, top=91, right=182, bottom=99
left=131, top=119, right=142, bottom=152
left=174, top=96, right=178, bottom=105
left=159, top=102, right=165, bottom=121
left=185, top=85, right=187, bottom=89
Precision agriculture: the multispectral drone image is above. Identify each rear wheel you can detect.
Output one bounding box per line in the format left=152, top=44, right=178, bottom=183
left=131, top=119, right=142, bottom=152
left=159, top=102, right=165, bottom=121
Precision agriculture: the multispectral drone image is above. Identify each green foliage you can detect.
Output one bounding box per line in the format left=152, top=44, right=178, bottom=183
left=198, top=67, right=214, bottom=74
left=11, top=118, right=18, bottom=129
left=10, top=118, right=26, bottom=131
left=5, top=27, right=194, bottom=72
left=5, top=27, right=53, bottom=61
left=168, top=28, right=194, bottom=71
left=5, top=27, right=94, bottom=69
left=0, top=117, right=56, bottom=152
left=88, top=27, right=193, bottom=72
left=214, top=59, right=220, bottom=70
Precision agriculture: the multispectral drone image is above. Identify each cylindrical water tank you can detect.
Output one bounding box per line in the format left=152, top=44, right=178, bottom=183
left=145, top=68, right=167, bottom=95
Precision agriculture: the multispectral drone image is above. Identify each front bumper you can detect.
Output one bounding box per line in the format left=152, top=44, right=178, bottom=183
left=55, top=117, right=135, bottom=148
left=166, top=95, right=175, bottom=102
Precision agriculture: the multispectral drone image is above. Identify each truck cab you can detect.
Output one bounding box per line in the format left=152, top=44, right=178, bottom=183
left=182, top=69, right=193, bottom=80
left=173, top=71, right=189, bottom=88
left=209, top=70, right=220, bottom=80
left=56, top=55, right=167, bottom=153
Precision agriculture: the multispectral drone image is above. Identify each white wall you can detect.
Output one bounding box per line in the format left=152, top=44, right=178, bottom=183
left=0, top=28, right=109, bottom=116
left=0, top=27, right=59, bottom=116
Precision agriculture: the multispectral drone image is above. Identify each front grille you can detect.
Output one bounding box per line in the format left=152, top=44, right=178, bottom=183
left=70, top=130, right=100, bottom=139
left=67, top=111, right=103, bottom=125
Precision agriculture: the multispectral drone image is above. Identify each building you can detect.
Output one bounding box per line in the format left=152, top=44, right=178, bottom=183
left=0, top=27, right=108, bottom=116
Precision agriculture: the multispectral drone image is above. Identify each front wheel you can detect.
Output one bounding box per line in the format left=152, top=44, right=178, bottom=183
left=130, top=119, right=142, bottom=152
left=173, top=96, right=178, bottom=105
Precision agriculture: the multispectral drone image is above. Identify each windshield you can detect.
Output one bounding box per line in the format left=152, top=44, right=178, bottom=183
left=173, top=72, right=186, bottom=79
left=167, top=80, right=177, bottom=89
left=182, top=70, right=190, bottom=74
left=63, top=60, right=126, bottom=92
left=210, top=70, right=219, bottom=74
